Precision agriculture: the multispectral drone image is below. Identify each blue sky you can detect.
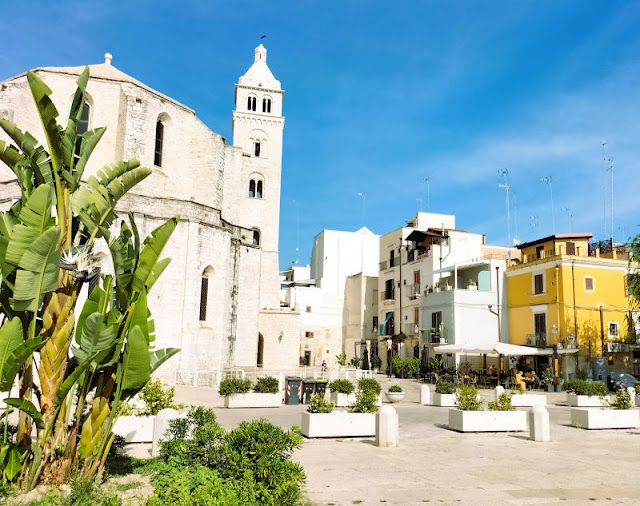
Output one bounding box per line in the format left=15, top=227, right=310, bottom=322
left=2, top=1, right=640, bottom=269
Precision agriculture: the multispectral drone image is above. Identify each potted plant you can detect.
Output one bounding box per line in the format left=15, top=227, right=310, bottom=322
left=385, top=385, right=404, bottom=403
left=448, top=386, right=527, bottom=432
left=438, top=322, right=446, bottom=344
left=433, top=380, right=457, bottom=406
left=328, top=379, right=356, bottom=407
left=335, top=353, right=347, bottom=369
left=220, top=377, right=283, bottom=408
left=565, top=380, right=609, bottom=407
left=371, top=354, right=382, bottom=374
left=466, top=279, right=477, bottom=290
left=301, top=381, right=378, bottom=438
left=571, top=387, right=640, bottom=429
left=434, top=281, right=441, bottom=293
left=542, top=367, right=555, bottom=393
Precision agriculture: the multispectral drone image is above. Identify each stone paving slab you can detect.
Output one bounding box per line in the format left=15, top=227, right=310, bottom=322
left=174, top=377, right=640, bottom=505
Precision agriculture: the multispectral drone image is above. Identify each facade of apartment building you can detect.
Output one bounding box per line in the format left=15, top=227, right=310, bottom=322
left=281, top=227, right=380, bottom=368
left=506, top=233, right=638, bottom=378
left=377, top=212, right=516, bottom=371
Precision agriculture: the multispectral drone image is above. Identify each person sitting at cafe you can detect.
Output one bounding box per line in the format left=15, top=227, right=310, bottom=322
left=488, top=365, right=496, bottom=376
left=514, top=371, right=527, bottom=391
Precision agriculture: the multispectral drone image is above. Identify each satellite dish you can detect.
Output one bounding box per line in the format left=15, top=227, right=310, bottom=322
left=513, top=236, right=521, bottom=246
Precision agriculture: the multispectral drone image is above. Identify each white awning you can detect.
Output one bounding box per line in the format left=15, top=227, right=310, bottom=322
left=432, top=342, right=563, bottom=356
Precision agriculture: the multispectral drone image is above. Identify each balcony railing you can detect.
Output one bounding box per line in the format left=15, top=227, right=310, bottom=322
left=380, top=289, right=395, bottom=301
left=406, top=283, right=421, bottom=299
left=525, top=333, right=547, bottom=347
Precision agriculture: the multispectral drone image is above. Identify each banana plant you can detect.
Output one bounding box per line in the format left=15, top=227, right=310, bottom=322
left=0, top=67, right=179, bottom=490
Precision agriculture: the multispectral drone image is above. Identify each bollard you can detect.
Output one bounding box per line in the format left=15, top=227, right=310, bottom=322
left=420, top=384, right=431, bottom=406
left=528, top=405, right=550, bottom=442
left=375, top=405, right=398, bottom=448
left=152, top=408, right=181, bottom=457
left=495, top=385, right=504, bottom=400
left=628, top=387, right=636, bottom=407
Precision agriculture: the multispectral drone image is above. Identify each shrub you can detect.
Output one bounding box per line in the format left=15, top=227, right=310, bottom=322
left=391, top=356, right=420, bottom=378
left=350, top=377, right=381, bottom=413
left=349, top=356, right=361, bottom=368
left=159, top=407, right=305, bottom=505
left=335, top=353, right=347, bottom=366
left=371, top=354, right=382, bottom=370
left=140, top=380, right=184, bottom=416
left=488, top=393, right=514, bottom=411
left=328, top=379, right=355, bottom=394
left=388, top=385, right=402, bottom=393
left=612, top=387, right=632, bottom=410
left=218, top=378, right=252, bottom=397
left=357, top=377, right=382, bottom=396
left=455, top=385, right=483, bottom=411
left=307, top=393, right=334, bottom=413
left=566, top=379, right=608, bottom=397
left=253, top=376, right=279, bottom=394
left=435, top=380, right=456, bottom=394
left=146, top=463, right=254, bottom=506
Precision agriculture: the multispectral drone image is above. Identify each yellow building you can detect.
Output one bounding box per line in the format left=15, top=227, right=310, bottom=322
left=506, top=233, right=636, bottom=379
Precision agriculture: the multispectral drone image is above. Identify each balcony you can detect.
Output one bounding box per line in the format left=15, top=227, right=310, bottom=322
left=403, top=323, right=419, bottom=335
left=525, top=334, right=547, bottom=347
left=406, top=283, right=421, bottom=299
left=380, top=289, right=395, bottom=301
left=380, top=258, right=397, bottom=270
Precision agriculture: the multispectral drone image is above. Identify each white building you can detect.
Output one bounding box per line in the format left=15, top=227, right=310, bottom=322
left=0, top=45, right=300, bottom=382
left=378, top=213, right=518, bottom=371
left=281, top=227, right=379, bottom=367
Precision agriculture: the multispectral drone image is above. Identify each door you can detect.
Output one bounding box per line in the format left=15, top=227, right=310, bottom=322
left=534, top=313, right=546, bottom=346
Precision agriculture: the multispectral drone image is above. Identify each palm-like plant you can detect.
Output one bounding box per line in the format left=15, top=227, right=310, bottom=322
left=0, top=68, right=179, bottom=489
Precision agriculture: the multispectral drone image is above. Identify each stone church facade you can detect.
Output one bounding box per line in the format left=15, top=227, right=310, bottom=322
left=0, top=45, right=300, bottom=382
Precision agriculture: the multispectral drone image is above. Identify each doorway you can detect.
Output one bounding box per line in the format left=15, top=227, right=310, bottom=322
left=257, top=333, right=264, bottom=367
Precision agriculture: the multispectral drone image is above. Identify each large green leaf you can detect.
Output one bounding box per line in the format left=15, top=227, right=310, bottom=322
left=149, top=348, right=180, bottom=375
left=11, top=226, right=61, bottom=312
left=5, top=184, right=54, bottom=269
left=131, top=217, right=179, bottom=294
left=27, top=71, right=65, bottom=177
left=0, top=336, right=42, bottom=391
left=0, top=318, right=23, bottom=389
left=4, top=398, right=44, bottom=430
left=121, top=325, right=150, bottom=392
left=72, top=312, right=116, bottom=364
left=3, top=446, right=22, bottom=481
left=0, top=118, right=53, bottom=186
left=75, top=276, right=112, bottom=344
left=61, top=68, right=89, bottom=168
left=72, top=127, right=105, bottom=185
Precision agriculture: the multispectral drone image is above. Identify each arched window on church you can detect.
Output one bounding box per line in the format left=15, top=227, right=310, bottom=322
left=252, top=229, right=261, bottom=246
left=247, top=96, right=257, bottom=112
left=199, top=267, right=213, bottom=322
left=154, top=120, right=164, bottom=167
left=249, top=179, right=256, bottom=198
left=256, top=180, right=263, bottom=199
left=262, top=98, right=271, bottom=113
left=254, top=140, right=261, bottom=157
left=75, top=100, right=91, bottom=157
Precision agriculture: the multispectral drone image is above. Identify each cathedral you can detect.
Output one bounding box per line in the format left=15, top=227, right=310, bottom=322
left=0, top=45, right=300, bottom=383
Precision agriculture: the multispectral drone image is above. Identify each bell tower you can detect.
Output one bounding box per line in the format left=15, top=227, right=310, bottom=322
left=232, top=44, right=285, bottom=309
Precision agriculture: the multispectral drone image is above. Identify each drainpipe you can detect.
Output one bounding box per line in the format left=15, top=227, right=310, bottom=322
left=495, top=265, right=501, bottom=342
left=599, top=305, right=605, bottom=357
left=571, top=260, right=579, bottom=372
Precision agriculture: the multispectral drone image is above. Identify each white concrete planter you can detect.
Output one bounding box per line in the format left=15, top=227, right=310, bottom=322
left=571, top=408, right=640, bottom=429
left=300, top=411, right=376, bottom=438
left=566, top=393, right=608, bottom=407
left=448, top=409, right=528, bottom=432
left=385, top=392, right=405, bottom=403
left=433, top=393, right=457, bottom=407
left=113, top=415, right=154, bottom=443
left=224, top=392, right=283, bottom=408
left=511, top=394, right=547, bottom=407
left=330, top=391, right=356, bottom=407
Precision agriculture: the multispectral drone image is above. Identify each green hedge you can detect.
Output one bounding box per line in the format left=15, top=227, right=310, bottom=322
left=328, top=379, right=355, bottom=394
left=253, top=376, right=279, bottom=393
left=435, top=381, right=456, bottom=394
left=391, top=357, right=420, bottom=378
left=565, top=379, right=608, bottom=397
left=218, top=378, right=252, bottom=397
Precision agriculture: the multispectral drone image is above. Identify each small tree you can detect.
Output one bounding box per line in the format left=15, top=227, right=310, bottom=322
left=0, top=69, right=179, bottom=489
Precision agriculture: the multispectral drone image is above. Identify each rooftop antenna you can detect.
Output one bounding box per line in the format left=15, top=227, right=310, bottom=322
left=416, top=197, right=423, bottom=212
left=498, top=168, right=511, bottom=244
left=601, top=140, right=607, bottom=239
left=357, top=192, right=366, bottom=227
left=529, top=214, right=539, bottom=231
left=424, top=177, right=431, bottom=212
left=606, top=157, right=614, bottom=244
left=561, top=206, right=573, bottom=233
left=511, top=190, right=519, bottom=238
left=540, top=176, right=555, bottom=233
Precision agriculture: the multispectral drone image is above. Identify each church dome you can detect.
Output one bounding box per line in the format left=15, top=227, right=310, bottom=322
left=238, top=44, right=281, bottom=90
